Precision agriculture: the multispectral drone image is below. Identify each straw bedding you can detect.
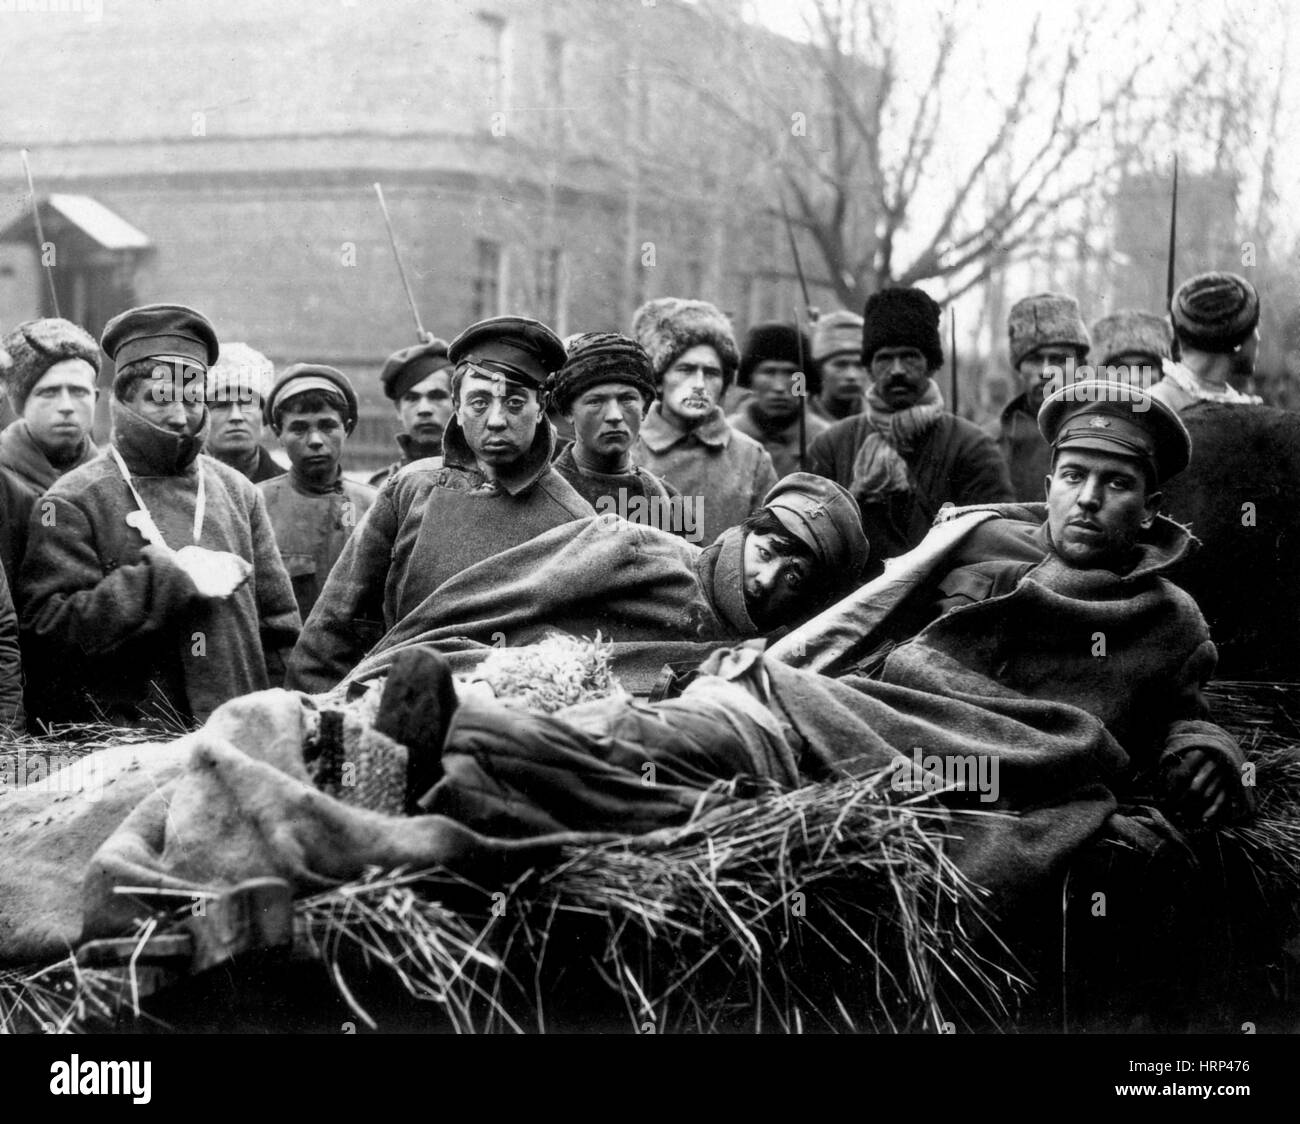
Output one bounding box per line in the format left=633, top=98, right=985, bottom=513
left=1, top=640, right=1297, bottom=1034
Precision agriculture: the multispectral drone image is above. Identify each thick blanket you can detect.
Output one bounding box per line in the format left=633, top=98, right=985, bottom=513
left=0, top=507, right=1247, bottom=966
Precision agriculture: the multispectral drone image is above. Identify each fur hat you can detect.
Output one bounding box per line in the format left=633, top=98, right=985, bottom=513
left=631, top=298, right=739, bottom=389
left=861, top=288, right=943, bottom=369
left=811, top=309, right=863, bottom=363
left=737, top=321, right=815, bottom=392
left=205, top=341, right=274, bottom=405
left=546, top=332, right=656, bottom=414
left=0, top=317, right=101, bottom=412
left=1089, top=311, right=1173, bottom=369
left=1170, top=271, right=1259, bottom=354
left=1008, top=293, right=1090, bottom=369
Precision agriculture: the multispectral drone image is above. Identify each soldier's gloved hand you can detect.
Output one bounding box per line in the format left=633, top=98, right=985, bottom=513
left=174, top=545, right=253, bottom=600
left=1159, top=746, right=1235, bottom=826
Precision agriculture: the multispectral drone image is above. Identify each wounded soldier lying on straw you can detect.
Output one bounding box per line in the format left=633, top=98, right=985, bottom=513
left=293, top=472, right=869, bottom=694
left=0, top=383, right=1259, bottom=1026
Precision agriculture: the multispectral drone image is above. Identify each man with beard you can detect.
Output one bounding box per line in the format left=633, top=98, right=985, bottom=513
left=19, top=304, right=300, bottom=727
left=288, top=316, right=594, bottom=693
left=203, top=342, right=282, bottom=483
left=988, top=293, right=1091, bottom=501
left=259, top=365, right=377, bottom=623
left=0, top=318, right=102, bottom=587
left=727, top=321, right=829, bottom=479
left=809, top=287, right=1011, bottom=577
left=368, top=339, right=455, bottom=486
left=808, top=310, right=868, bottom=422
left=630, top=298, right=777, bottom=546
left=547, top=332, right=688, bottom=538
left=1151, top=272, right=1263, bottom=410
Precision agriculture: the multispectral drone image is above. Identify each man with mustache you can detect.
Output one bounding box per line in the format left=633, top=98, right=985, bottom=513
left=203, top=342, right=283, bottom=483
left=727, top=321, right=830, bottom=479
left=368, top=338, right=456, bottom=486
left=259, top=364, right=376, bottom=623
left=19, top=304, right=300, bottom=727
left=548, top=332, right=687, bottom=537
left=288, top=315, right=594, bottom=693
left=988, top=293, right=1091, bottom=501
left=629, top=298, right=777, bottom=547
left=809, top=287, right=1011, bottom=577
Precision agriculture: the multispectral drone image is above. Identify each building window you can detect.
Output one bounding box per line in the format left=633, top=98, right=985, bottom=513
left=472, top=238, right=502, bottom=319
left=478, top=13, right=507, bottom=112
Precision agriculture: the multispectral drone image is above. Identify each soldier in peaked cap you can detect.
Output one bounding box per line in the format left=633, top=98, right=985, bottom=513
left=288, top=315, right=595, bottom=693
left=368, top=338, right=456, bottom=487
left=19, top=303, right=300, bottom=728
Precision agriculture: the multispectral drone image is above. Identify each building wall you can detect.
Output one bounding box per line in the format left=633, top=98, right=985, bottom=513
left=0, top=0, right=833, bottom=467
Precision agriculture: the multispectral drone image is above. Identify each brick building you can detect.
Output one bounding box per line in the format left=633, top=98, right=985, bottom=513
left=0, top=0, right=829, bottom=468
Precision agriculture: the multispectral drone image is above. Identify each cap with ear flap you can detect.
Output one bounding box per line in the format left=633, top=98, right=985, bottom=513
left=447, top=315, right=567, bottom=391
left=761, top=471, right=869, bottom=582
left=1038, top=379, right=1191, bottom=485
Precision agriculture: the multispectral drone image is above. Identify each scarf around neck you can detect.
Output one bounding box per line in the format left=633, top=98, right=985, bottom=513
left=849, top=378, right=945, bottom=505
left=110, top=398, right=209, bottom=476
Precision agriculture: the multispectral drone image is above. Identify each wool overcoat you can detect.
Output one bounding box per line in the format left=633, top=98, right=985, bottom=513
left=18, top=402, right=301, bottom=726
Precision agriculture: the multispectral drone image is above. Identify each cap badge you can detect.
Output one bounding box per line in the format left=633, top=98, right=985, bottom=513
left=1088, top=417, right=1112, bottom=429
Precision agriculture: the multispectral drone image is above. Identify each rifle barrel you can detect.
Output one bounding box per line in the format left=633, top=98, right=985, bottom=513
left=20, top=150, right=60, bottom=318
left=373, top=182, right=427, bottom=341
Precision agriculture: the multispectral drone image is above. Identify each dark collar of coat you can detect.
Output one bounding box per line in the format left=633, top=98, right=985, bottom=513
left=395, top=429, right=442, bottom=464
left=109, top=397, right=208, bottom=476
left=439, top=413, right=558, bottom=497
left=943, top=500, right=1197, bottom=583
left=638, top=402, right=732, bottom=454
left=0, top=417, right=97, bottom=490
left=998, top=392, right=1039, bottom=426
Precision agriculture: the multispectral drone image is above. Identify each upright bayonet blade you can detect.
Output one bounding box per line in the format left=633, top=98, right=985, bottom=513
left=1165, top=154, right=1179, bottom=311
left=950, top=306, right=959, bottom=417
left=20, top=149, right=60, bottom=318
left=373, top=182, right=429, bottom=342
left=777, top=187, right=814, bottom=470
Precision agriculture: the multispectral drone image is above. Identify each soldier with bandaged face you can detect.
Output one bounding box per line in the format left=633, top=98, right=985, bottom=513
left=19, top=304, right=300, bottom=727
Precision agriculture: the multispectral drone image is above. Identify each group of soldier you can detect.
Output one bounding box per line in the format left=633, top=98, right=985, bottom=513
left=0, top=268, right=1267, bottom=784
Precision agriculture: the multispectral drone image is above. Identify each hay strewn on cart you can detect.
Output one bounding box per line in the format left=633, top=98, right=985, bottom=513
left=2, top=641, right=1299, bottom=1034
